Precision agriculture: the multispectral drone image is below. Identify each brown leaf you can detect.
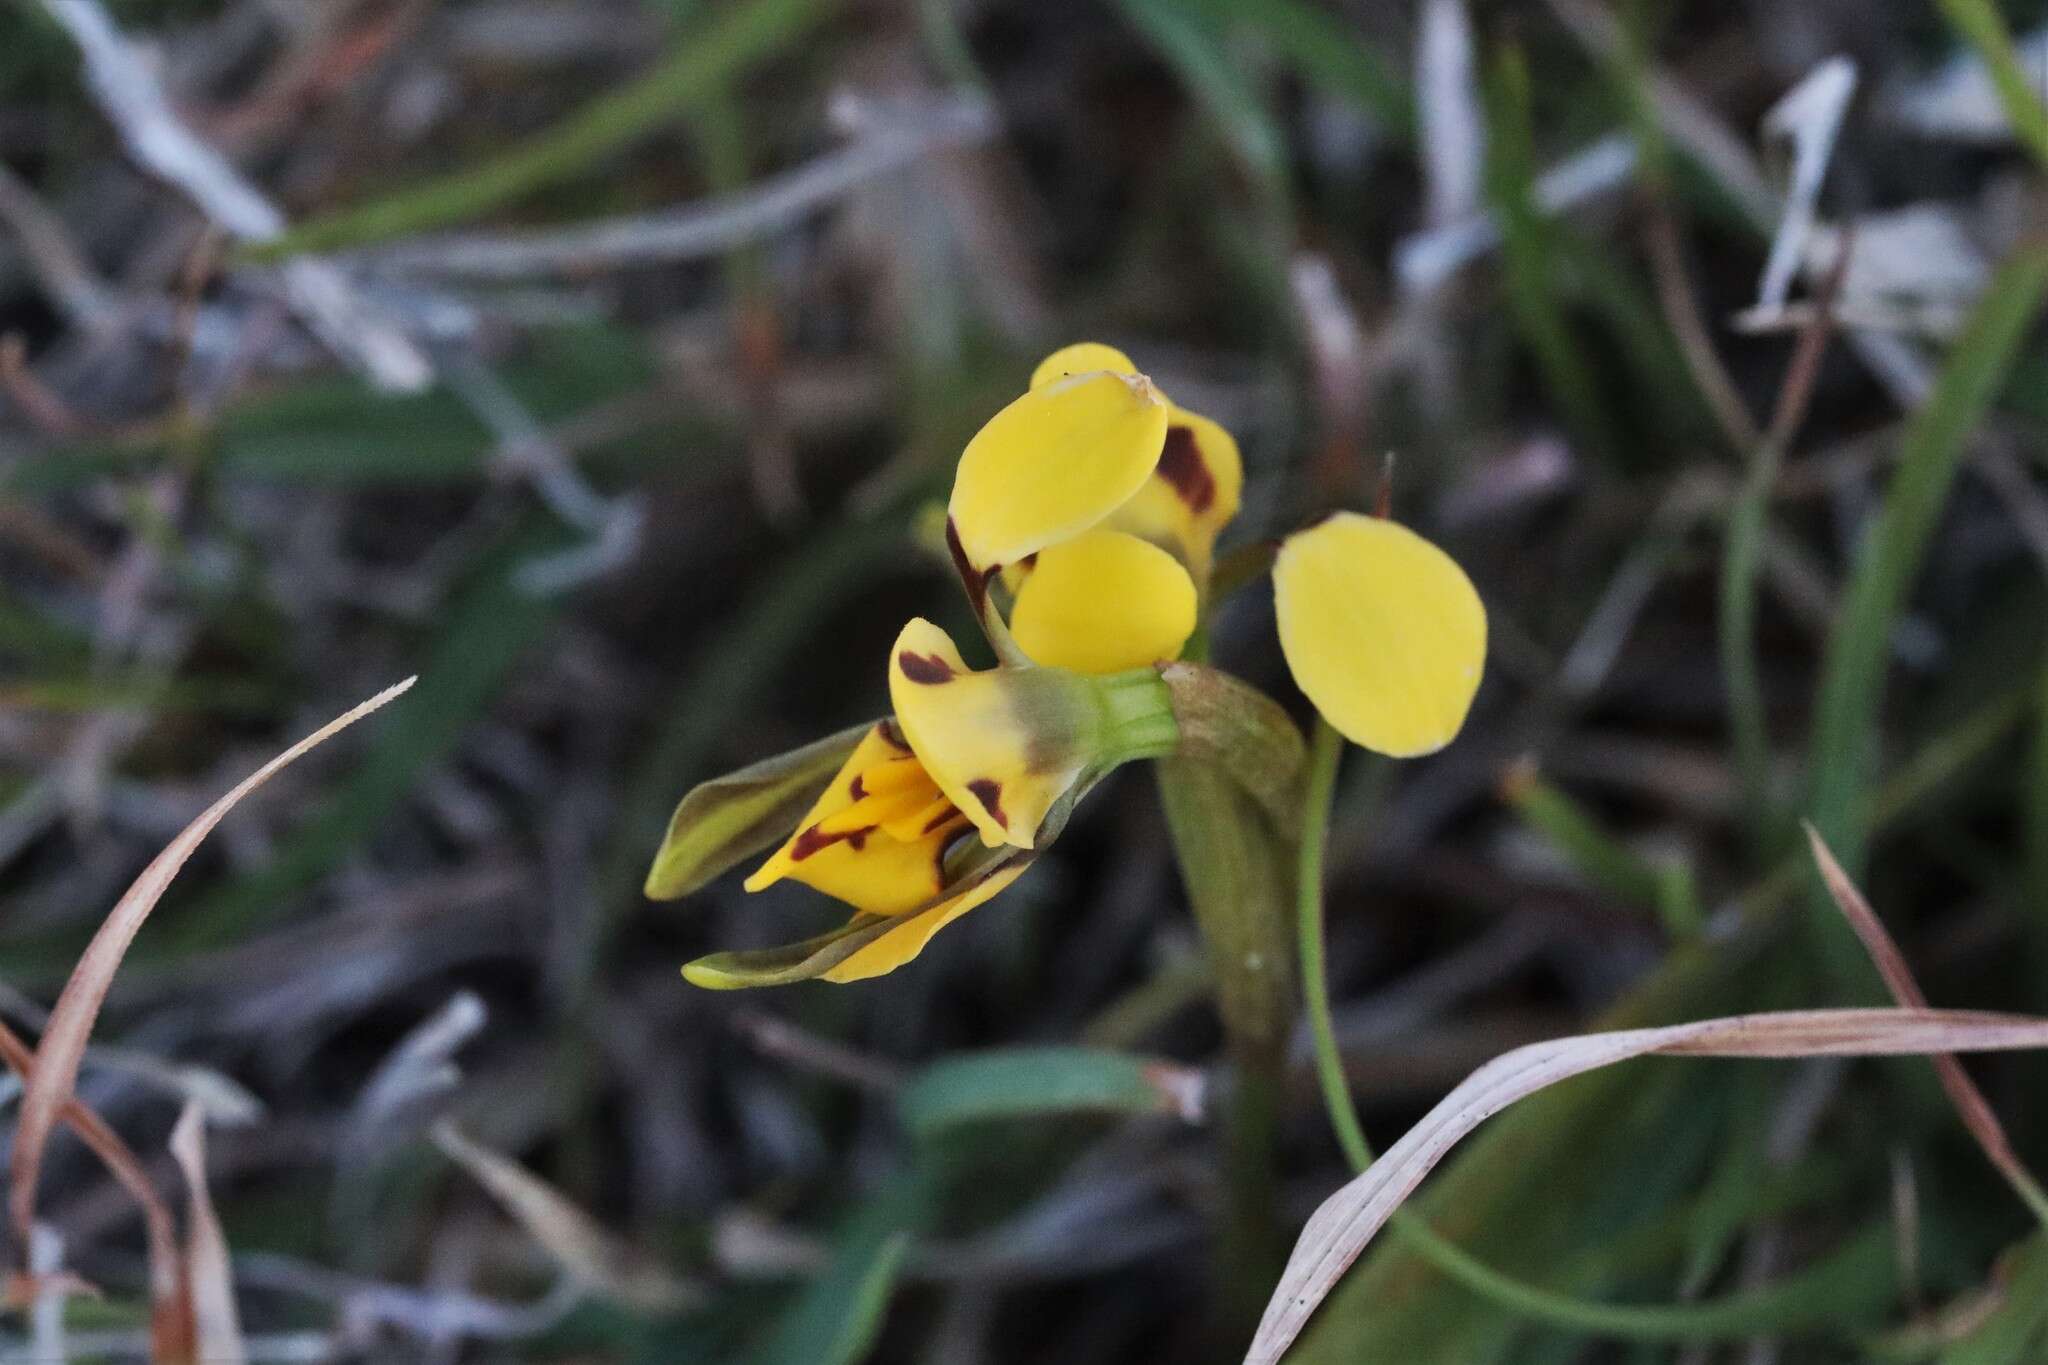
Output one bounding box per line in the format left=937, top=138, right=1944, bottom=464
left=1805, top=823, right=2048, bottom=1221
left=9, top=679, right=414, bottom=1253
left=0, top=1019, right=190, bottom=1361
left=1250, top=1006, right=2048, bottom=1363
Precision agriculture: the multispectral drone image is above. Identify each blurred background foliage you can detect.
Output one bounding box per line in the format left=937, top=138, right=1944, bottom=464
left=3, top=0, right=2048, bottom=1360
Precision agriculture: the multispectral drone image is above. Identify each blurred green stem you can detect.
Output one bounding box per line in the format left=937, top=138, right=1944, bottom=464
left=1156, top=752, right=1298, bottom=1334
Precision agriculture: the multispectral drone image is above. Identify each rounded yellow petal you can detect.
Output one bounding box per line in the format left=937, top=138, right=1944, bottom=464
left=821, top=863, right=1028, bottom=982
left=1029, top=342, right=1136, bottom=390
left=887, top=618, right=1084, bottom=850
left=1010, top=529, right=1197, bottom=674
left=948, top=370, right=1168, bottom=569
left=1273, top=513, right=1486, bottom=758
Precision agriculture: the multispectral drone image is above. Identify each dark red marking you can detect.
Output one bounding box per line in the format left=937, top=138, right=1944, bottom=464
left=849, top=773, right=867, bottom=800
left=789, top=823, right=877, bottom=861
left=945, top=516, right=994, bottom=615
left=897, top=651, right=955, bottom=684
left=965, top=779, right=1008, bottom=829
left=921, top=807, right=958, bottom=834
left=1157, top=425, right=1215, bottom=514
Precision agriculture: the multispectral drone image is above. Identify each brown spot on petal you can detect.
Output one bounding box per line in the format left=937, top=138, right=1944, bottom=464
left=1157, top=425, right=1215, bottom=514
left=965, top=779, right=1008, bottom=830
left=790, top=823, right=877, bottom=861
left=946, top=516, right=994, bottom=616
left=849, top=773, right=867, bottom=800
left=922, top=807, right=961, bottom=835
left=897, top=651, right=955, bottom=684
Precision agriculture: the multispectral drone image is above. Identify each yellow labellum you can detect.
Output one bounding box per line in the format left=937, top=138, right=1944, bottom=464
left=1273, top=512, right=1486, bottom=758
left=743, top=723, right=964, bottom=915
left=888, top=618, right=1082, bottom=850
left=820, top=863, right=1028, bottom=982
left=948, top=370, right=1168, bottom=570
left=1010, top=529, right=1197, bottom=674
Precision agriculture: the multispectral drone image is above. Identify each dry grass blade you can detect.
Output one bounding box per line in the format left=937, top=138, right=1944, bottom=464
left=1249, top=1007, right=2048, bottom=1362
left=1804, top=824, right=2048, bottom=1225
left=8, top=678, right=416, bottom=1252
left=169, top=1104, right=246, bottom=1365
left=0, top=1019, right=190, bottom=1361
left=432, top=1120, right=700, bottom=1315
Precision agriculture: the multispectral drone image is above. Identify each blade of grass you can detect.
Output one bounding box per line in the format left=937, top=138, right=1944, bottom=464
left=1111, top=0, right=1289, bottom=210
left=1484, top=45, right=1621, bottom=468
left=1179, top=0, right=1410, bottom=134
left=752, top=1178, right=922, bottom=1365
left=898, top=1047, right=1204, bottom=1142
left=9, top=678, right=412, bottom=1251
left=253, top=0, right=827, bottom=256
left=1806, top=245, right=2048, bottom=975
left=1502, top=763, right=1701, bottom=938
left=1936, top=0, right=2048, bottom=172
left=1804, top=826, right=2048, bottom=1228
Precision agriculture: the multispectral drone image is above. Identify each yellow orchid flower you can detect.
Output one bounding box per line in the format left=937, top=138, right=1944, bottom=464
left=946, top=344, right=1245, bottom=678
left=668, top=618, right=1181, bottom=987
left=1273, top=511, right=1487, bottom=757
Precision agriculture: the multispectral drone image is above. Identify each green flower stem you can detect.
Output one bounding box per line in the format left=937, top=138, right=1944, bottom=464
left=1091, top=667, right=1181, bottom=765
left=1295, top=715, right=1890, bottom=1342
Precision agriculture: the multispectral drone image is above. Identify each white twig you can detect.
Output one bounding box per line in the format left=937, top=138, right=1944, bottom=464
left=349, top=95, right=998, bottom=279
left=1416, top=0, right=1483, bottom=231
left=1394, top=134, right=1637, bottom=294
left=1753, top=57, right=1858, bottom=316
left=38, top=0, right=431, bottom=391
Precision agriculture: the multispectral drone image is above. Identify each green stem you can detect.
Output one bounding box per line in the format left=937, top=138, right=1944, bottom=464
left=1297, top=718, right=1370, bottom=1171
left=1294, top=717, right=1889, bottom=1342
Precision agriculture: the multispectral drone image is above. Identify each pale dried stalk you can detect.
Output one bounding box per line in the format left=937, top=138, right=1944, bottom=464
left=9, top=679, right=416, bottom=1250
left=1250, top=1007, right=2048, bottom=1362
left=170, top=1105, right=247, bottom=1365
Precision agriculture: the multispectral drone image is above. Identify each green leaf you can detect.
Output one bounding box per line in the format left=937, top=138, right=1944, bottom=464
left=1806, top=246, right=2048, bottom=976
left=898, top=1046, right=1200, bottom=1142
left=254, top=0, right=828, bottom=256
left=643, top=720, right=873, bottom=900
left=752, top=1179, right=923, bottom=1365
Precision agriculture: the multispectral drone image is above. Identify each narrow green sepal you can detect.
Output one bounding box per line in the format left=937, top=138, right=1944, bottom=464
left=644, top=720, right=873, bottom=901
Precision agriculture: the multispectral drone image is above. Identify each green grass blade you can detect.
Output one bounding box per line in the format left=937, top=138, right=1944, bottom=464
left=752, top=1180, right=922, bottom=1365
left=1484, top=45, right=1621, bottom=469
left=1180, top=0, right=1410, bottom=133
left=1805, top=247, right=2048, bottom=969
left=1936, top=0, right=2048, bottom=173
left=1110, top=0, right=1288, bottom=200
left=257, top=0, right=826, bottom=256
left=898, top=1047, right=1194, bottom=1142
